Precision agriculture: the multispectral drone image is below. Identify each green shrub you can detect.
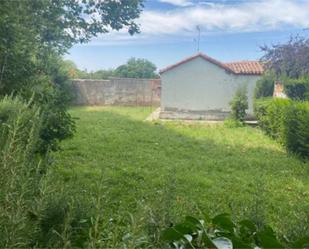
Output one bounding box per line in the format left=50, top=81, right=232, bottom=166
left=254, top=98, right=288, bottom=142
left=34, top=196, right=93, bottom=248
left=263, top=98, right=289, bottom=143
left=229, top=86, right=248, bottom=122
left=283, top=77, right=309, bottom=100
left=255, top=98, right=309, bottom=158
left=19, top=55, right=76, bottom=153
left=284, top=101, right=309, bottom=158
left=253, top=97, right=272, bottom=124
left=161, top=213, right=309, bottom=249
left=254, top=73, right=275, bottom=99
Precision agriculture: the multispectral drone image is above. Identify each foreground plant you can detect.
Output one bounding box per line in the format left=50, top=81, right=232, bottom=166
left=161, top=213, right=309, bottom=249
left=229, top=85, right=248, bottom=123
left=0, top=96, right=44, bottom=247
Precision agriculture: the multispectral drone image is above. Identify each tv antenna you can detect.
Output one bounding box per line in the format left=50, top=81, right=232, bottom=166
left=193, top=25, right=201, bottom=52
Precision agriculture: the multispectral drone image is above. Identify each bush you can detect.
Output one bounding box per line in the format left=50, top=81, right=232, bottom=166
left=254, top=73, right=275, bottom=99
left=255, top=98, right=309, bottom=158
left=161, top=213, right=309, bottom=249
left=34, top=196, right=93, bottom=248
left=19, top=55, right=76, bottom=153
left=254, top=98, right=289, bottom=143
left=253, top=97, right=272, bottom=121
left=283, top=77, right=309, bottom=100
left=229, top=86, right=248, bottom=122
left=284, top=101, right=309, bottom=158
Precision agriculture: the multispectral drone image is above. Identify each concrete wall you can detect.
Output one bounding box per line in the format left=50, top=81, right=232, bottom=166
left=72, top=78, right=161, bottom=106
left=160, top=57, right=261, bottom=120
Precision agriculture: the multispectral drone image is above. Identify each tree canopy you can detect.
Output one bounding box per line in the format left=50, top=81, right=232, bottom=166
left=73, top=58, right=159, bottom=79
left=0, top=0, right=143, bottom=52
left=76, top=68, right=116, bottom=80
left=261, top=36, right=309, bottom=78
left=114, top=58, right=158, bottom=79
left=257, top=36, right=309, bottom=100
left=0, top=0, right=144, bottom=94
left=0, top=0, right=144, bottom=152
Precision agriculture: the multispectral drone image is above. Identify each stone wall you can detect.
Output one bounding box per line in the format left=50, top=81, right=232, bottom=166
left=71, top=78, right=161, bottom=106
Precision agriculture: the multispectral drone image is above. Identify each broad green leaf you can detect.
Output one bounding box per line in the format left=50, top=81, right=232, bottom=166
left=184, top=234, right=193, bottom=242
left=256, top=226, right=284, bottom=249
left=185, top=216, right=202, bottom=228
left=212, top=213, right=236, bottom=233
left=202, top=232, right=218, bottom=249
left=161, top=223, right=194, bottom=242
left=161, top=227, right=184, bottom=242
left=212, top=237, right=233, bottom=249
left=173, top=223, right=194, bottom=235
left=239, top=219, right=257, bottom=240
left=239, top=220, right=257, bottom=233
left=229, top=235, right=254, bottom=249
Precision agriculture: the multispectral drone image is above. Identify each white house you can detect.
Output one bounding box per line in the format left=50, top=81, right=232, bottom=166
left=159, top=53, right=264, bottom=120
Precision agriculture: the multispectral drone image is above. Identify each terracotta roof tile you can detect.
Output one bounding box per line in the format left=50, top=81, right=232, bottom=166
left=159, top=53, right=264, bottom=75
left=225, top=61, right=264, bottom=75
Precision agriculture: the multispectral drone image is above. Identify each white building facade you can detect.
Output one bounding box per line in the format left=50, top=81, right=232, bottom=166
left=159, top=53, right=263, bottom=120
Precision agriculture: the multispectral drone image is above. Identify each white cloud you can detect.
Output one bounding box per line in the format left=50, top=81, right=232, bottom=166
left=90, top=0, right=309, bottom=45
left=142, top=0, right=309, bottom=34
left=158, top=0, right=193, bottom=7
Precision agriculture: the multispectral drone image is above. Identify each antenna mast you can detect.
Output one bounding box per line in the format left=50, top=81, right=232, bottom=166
left=196, top=25, right=201, bottom=52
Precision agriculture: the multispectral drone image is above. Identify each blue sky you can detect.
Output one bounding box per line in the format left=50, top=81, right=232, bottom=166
left=65, top=0, right=309, bottom=71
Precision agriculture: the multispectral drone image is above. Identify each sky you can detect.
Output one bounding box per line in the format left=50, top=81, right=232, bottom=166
left=65, top=0, right=309, bottom=71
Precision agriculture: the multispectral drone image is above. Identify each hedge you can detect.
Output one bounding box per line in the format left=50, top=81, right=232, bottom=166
left=284, top=77, right=309, bottom=100
left=255, top=98, right=309, bottom=159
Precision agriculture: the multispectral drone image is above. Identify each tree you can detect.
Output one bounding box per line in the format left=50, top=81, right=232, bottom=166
left=92, top=69, right=115, bottom=79
left=261, top=36, right=309, bottom=78
left=0, top=0, right=144, bottom=152
left=81, top=69, right=115, bottom=80
left=260, top=36, right=309, bottom=100
left=0, top=0, right=143, bottom=94
left=114, top=58, right=158, bottom=79
left=62, top=60, right=80, bottom=79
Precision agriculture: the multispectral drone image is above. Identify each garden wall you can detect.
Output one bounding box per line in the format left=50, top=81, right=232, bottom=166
left=71, top=78, right=161, bottom=106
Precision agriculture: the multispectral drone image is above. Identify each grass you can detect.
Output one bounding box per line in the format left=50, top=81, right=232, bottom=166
left=51, top=106, right=309, bottom=247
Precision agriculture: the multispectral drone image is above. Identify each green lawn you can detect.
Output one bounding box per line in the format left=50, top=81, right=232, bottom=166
left=52, top=106, right=309, bottom=247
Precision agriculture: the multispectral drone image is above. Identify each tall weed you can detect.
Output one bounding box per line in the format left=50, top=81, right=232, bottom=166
left=0, top=96, right=44, bottom=248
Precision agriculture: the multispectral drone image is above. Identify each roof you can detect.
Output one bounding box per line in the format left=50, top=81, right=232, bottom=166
left=159, top=53, right=264, bottom=75
left=225, top=61, right=264, bottom=75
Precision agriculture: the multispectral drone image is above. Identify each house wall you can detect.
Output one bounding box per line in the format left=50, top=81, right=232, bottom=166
left=72, top=78, right=161, bottom=106
left=160, top=57, right=261, bottom=120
